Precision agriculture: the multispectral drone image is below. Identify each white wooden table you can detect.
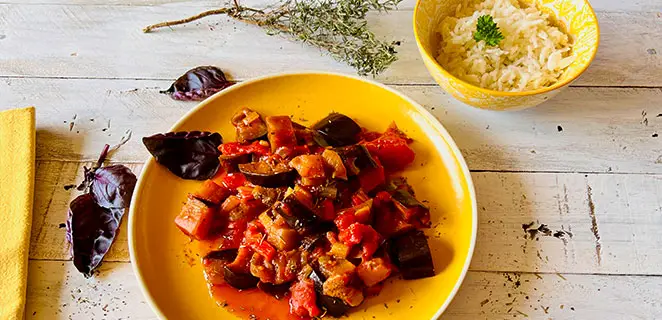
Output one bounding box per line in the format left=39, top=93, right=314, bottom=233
left=2, top=0, right=661, bottom=318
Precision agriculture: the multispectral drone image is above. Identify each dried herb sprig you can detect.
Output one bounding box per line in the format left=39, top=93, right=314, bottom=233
left=143, top=0, right=402, bottom=76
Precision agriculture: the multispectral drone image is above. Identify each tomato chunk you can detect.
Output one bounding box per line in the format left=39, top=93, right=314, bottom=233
left=338, top=223, right=381, bottom=261
left=175, top=196, right=219, bottom=240
left=289, top=280, right=321, bottom=318
left=363, top=124, right=415, bottom=172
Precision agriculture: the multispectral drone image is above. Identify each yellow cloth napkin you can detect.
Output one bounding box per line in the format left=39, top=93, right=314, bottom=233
left=0, top=107, right=35, bottom=320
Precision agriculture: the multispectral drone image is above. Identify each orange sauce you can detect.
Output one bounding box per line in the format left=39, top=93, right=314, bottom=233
left=209, top=285, right=296, bottom=320
left=197, top=239, right=305, bottom=320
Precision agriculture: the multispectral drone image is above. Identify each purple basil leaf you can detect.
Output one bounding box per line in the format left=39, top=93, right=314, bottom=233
left=161, top=66, right=234, bottom=101
left=67, top=193, right=125, bottom=277
left=91, top=165, right=137, bottom=209
left=143, top=131, right=223, bottom=180
left=76, top=144, right=113, bottom=192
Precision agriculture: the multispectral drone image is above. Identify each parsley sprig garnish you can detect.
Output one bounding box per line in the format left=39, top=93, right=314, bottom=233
left=473, top=15, right=504, bottom=46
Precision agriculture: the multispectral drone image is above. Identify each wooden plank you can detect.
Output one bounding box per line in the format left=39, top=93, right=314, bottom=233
left=5, top=0, right=661, bottom=12
left=25, top=261, right=155, bottom=320
left=469, top=172, right=662, bottom=275
left=29, top=161, right=142, bottom=263
left=2, top=78, right=661, bottom=173
left=30, top=160, right=662, bottom=275
left=24, top=260, right=662, bottom=319
left=445, top=271, right=662, bottom=319
left=0, top=4, right=660, bottom=86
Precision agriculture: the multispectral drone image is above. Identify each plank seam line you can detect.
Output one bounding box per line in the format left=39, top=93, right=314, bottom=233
left=29, top=258, right=128, bottom=263
left=2, top=76, right=661, bottom=89
left=469, top=169, right=662, bottom=176
left=0, top=2, right=417, bottom=10
left=27, top=258, right=662, bottom=277
left=36, top=158, right=145, bottom=164
left=468, top=269, right=662, bottom=277
left=34, top=159, right=662, bottom=176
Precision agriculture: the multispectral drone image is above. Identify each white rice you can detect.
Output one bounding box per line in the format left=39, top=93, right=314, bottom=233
left=435, top=0, right=574, bottom=92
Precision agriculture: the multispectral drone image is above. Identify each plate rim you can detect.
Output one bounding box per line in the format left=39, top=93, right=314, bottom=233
left=128, top=71, right=477, bottom=320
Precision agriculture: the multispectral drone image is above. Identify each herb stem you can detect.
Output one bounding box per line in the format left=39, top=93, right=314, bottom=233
left=143, top=8, right=232, bottom=33
left=143, top=0, right=402, bottom=76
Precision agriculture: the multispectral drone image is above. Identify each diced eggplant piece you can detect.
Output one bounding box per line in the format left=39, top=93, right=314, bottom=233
left=224, top=265, right=260, bottom=289
left=392, top=189, right=427, bottom=210
left=257, top=281, right=290, bottom=300
left=202, top=249, right=239, bottom=285
left=275, top=189, right=318, bottom=232
left=252, top=186, right=286, bottom=207
left=333, top=145, right=378, bottom=176
left=219, top=153, right=252, bottom=173
left=231, top=108, right=268, bottom=142
left=291, top=119, right=331, bottom=148
left=311, top=113, right=361, bottom=147
left=322, top=274, right=364, bottom=307
left=238, top=160, right=296, bottom=187
left=174, top=196, right=218, bottom=240
left=330, top=242, right=350, bottom=259
left=356, top=257, right=392, bottom=287
left=309, top=268, right=351, bottom=317
left=249, top=252, right=277, bottom=284
left=318, top=295, right=351, bottom=317
left=346, top=256, right=362, bottom=266
left=391, top=230, right=435, bottom=280
left=386, top=177, right=415, bottom=195
left=258, top=210, right=299, bottom=251
left=265, top=116, right=297, bottom=153
left=322, top=149, right=348, bottom=180
left=392, top=189, right=431, bottom=227
left=291, top=122, right=325, bottom=148
left=193, top=180, right=231, bottom=205
left=300, top=233, right=325, bottom=251
left=289, top=154, right=326, bottom=186
left=204, top=249, right=239, bottom=261
left=317, top=255, right=356, bottom=279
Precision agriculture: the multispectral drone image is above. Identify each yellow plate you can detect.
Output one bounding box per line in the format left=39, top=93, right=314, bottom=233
left=129, top=72, right=477, bottom=319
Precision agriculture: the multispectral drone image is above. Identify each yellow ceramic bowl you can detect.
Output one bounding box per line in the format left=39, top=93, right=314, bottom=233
left=413, top=0, right=599, bottom=110
left=129, top=72, right=476, bottom=319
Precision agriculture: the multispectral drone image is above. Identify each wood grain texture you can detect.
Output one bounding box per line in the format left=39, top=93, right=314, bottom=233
left=10, top=1, right=662, bottom=318
left=29, top=161, right=142, bottom=263
left=30, top=160, right=662, bottom=275
left=25, top=261, right=154, bottom=320
left=24, top=261, right=662, bottom=319
left=0, top=4, right=660, bottom=86
left=5, top=0, right=662, bottom=12
left=2, top=78, right=661, bottom=173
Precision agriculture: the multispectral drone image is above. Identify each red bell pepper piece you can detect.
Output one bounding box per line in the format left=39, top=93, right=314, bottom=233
left=358, top=162, right=385, bottom=193
left=363, top=123, right=415, bottom=172
left=218, top=141, right=271, bottom=157
left=222, top=172, right=247, bottom=190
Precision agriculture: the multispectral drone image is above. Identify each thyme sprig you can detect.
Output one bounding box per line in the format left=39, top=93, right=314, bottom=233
left=143, top=0, right=402, bottom=76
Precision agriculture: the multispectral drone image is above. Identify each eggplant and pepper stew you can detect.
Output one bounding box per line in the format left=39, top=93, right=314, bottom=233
left=169, top=109, right=435, bottom=319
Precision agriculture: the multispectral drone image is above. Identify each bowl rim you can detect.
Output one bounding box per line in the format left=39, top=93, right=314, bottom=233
left=128, top=71, right=478, bottom=320
left=412, top=0, right=600, bottom=97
